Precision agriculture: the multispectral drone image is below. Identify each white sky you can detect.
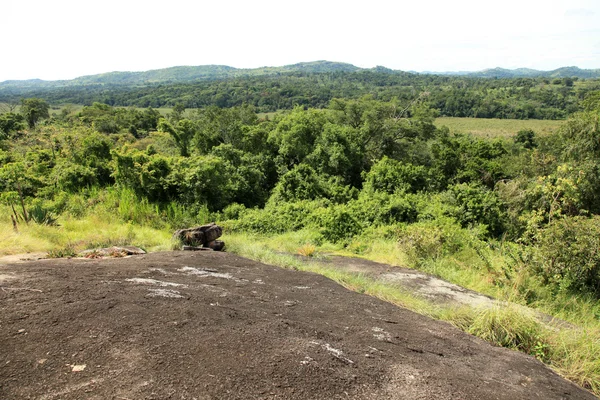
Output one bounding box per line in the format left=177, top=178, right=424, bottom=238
left=2, top=0, right=599, bottom=81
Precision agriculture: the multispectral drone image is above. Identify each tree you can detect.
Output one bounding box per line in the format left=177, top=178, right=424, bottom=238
left=514, top=129, right=537, bottom=149
left=20, top=98, right=50, bottom=129
left=0, top=113, right=25, bottom=139
left=158, top=118, right=195, bottom=157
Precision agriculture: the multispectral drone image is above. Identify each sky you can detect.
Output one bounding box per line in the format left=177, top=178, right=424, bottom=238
left=2, top=0, right=599, bottom=81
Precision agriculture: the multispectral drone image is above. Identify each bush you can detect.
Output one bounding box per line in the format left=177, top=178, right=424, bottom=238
left=316, top=205, right=362, bottom=244
left=533, top=216, right=600, bottom=297
left=514, top=129, right=537, bottom=149
left=51, top=161, right=97, bottom=192
left=363, top=157, right=430, bottom=194
left=349, top=191, right=419, bottom=226
left=224, top=200, right=329, bottom=234
left=448, top=183, right=506, bottom=237
left=269, top=164, right=327, bottom=203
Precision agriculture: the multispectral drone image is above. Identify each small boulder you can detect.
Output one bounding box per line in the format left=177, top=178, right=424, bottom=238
left=207, top=240, right=225, bottom=251
left=174, top=223, right=225, bottom=251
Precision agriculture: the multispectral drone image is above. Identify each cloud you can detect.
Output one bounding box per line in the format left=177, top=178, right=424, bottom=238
left=565, top=8, right=595, bottom=17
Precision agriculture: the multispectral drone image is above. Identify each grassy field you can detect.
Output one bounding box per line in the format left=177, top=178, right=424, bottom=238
left=436, top=117, right=565, bottom=139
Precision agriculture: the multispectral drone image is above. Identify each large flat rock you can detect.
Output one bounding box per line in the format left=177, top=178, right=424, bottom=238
left=0, top=251, right=594, bottom=399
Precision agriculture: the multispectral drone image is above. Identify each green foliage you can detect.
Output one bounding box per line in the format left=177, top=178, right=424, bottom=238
left=396, top=218, right=472, bottom=264
left=0, top=112, right=25, bottom=138
left=20, top=98, right=50, bottom=128
left=28, top=202, right=58, bottom=226
left=315, top=205, right=361, bottom=244
left=431, top=133, right=508, bottom=189
left=363, top=157, right=430, bottom=194
left=533, top=216, right=600, bottom=297
left=448, top=183, right=506, bottom=237
left=269, top=164, right=327, bottom=203
left=349, top=191, right=419, bottom=226
left=51, top=160, right=97, bottom=191
left=514, top=129, right=537, bottom=149
left=560, top=110, right=600, bottom=160
left=158, top=118, right=195, bottom=157
left=305, top=122, right=363, bottom=185
left=223, top=200, right=330, bottom=234
left=193, top=105, right=259, bottom=153
left=113, top=148, right=174, bottom=202
left=79, top=103, right=161, bottom=135
left=3, top=70, right=589, bottom=119
left=269, top=107, right=327, bottom=167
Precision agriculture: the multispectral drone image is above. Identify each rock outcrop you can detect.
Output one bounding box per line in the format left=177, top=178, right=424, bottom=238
left=173, top=223, right=225, bottom=251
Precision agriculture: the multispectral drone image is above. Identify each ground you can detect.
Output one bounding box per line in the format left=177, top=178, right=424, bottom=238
left=0, top=251, right=595, bottom=399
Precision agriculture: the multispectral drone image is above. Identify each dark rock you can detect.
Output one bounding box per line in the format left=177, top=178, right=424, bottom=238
left=207, top=240, right=225, bottom=251
left=182, top=246, right=213, bottom=251
left=174, top=223, right=224, bottom=250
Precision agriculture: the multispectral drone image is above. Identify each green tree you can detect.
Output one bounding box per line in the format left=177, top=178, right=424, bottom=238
left=514, top=129, right=537, bottom=149
left=20, top=98, right=50, bottom=129
left=0, top=113, right=25, bottom=139
left=158, top=118, right=196, bottom=157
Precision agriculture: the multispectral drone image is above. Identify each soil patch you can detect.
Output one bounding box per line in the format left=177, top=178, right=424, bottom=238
left=0, top=251, right=594, bottom=399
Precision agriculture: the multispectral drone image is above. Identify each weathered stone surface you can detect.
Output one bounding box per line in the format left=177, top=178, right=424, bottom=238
left=174, top=223, right=224, bottom=251
left=182, top=245, right=213, bottom=251
left=78, top=246, right=146, bottom=258
left=207, top=240, right=225, bottom=251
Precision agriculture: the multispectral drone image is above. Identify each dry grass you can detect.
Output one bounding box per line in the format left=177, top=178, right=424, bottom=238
left=297, top=243, right=317, bottom=257
left=436, top=117, right=564, bottom=139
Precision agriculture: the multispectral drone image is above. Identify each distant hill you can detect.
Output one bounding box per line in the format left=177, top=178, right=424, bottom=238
left=427, top=66, right=600, bottom=79
left=0, top=61, right=362, bottom=89
left=0, top=61, right=599, bottom=92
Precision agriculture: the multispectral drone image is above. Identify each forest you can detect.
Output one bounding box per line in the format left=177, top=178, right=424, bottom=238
left=2, top=73, right=600, bottom=394
left=2, top=69, right=599, bottom=119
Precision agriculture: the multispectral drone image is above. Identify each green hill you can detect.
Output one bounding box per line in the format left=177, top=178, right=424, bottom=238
left=2, top=61, right=599, bottom=90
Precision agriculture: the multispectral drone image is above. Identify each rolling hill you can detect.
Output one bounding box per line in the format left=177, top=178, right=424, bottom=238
left=1, top=62, right=599, bottom=89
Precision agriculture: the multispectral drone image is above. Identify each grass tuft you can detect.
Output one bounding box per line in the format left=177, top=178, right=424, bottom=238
left=297, top=243, right=317, bottom=257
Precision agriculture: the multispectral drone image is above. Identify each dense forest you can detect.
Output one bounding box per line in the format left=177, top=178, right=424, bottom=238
left=2, top=68, right=599, bottom=119
left=2, top=77, right=600, bottom=392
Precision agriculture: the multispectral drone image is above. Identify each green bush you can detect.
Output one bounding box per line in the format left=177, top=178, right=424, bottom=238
left=448, top=183, right=506, bottom=237
left=224, top=200, right=329, bottom=234
left=269, top=164, right=327, bottom=203
left=349, top=191, right=419, bottom=226
left=51, top=161, right=97, bottom=192
left=514, top=129, right=537, bottom=149
left=363, top=157, right=430, bottom=194
left=314, top=204, right=362, bottom=244
left=533, top=216, right=600, bottom=297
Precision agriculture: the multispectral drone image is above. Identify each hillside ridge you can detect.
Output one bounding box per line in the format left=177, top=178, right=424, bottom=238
left=2, top=61, right=599, bottom=87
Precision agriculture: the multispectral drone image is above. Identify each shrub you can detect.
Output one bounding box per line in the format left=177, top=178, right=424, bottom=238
left=224, top=200, right=329, bottom=235
left=533, top=216, right=600, bottom=297
left=269, top=164, right=327, bottom=203
left=448, top=183, right=506, bottom=237
left=363, top=157, right=430, bottom=194
left=349, top=191, right=419, bottom=226
left=514, top=129, right=537, bottom=149
left=51, top=161, right=97, bottom=192
left=317, top=205, right=362, bottom=244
